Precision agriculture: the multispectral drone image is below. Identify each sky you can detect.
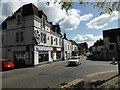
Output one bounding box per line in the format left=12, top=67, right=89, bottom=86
left=0, top=0, right=120, bottom=47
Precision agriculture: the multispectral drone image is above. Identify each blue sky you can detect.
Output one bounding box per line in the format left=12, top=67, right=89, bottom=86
left=0, top=1, right=120, bottom=47
left=64, top=2, right=120, bottom=47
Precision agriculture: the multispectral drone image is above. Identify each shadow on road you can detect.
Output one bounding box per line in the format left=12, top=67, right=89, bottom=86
left=91, top=74, right=119, bottom=87
left=65, top=64, right=79, bottom=67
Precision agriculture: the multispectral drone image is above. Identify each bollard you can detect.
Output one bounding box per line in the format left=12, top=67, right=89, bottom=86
left=111, top=57, right=116, bottom=65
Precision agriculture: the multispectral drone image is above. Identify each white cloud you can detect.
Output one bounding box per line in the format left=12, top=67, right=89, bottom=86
left=0, top=0, right=40, bottom=22
left=0, top=0, right=66, bottom=24
left=0, top=0, right=93, bottom=31
left=60, top=9, right=93, bottom=30
left=37, top=2, right=66, bottom=24
left=86, top=11, right=120, bottom=29
left=0, top=0, right=21, bottom=21
left=59, top=9, right=80, bottom=30
left=80, top=13, right=93, bottom=21
left=73, top=34, right=103, bottom=47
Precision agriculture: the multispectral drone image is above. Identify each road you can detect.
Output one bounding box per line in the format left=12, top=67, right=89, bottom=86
left=2, top=56, right=118, bottom=88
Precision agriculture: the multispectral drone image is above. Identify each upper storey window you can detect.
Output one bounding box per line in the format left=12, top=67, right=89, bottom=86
left=16, top=14, right=22, bottom=25
left=42, top=15, right=46, bottom=29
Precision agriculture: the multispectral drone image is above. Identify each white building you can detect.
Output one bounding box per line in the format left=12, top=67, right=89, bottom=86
left=69, top=40, right=78, bottom=56
left=1, top=3, right=62, bottom=67
left=62, top=33, right=72, bottom=60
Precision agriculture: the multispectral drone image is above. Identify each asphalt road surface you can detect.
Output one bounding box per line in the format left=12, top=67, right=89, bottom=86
left=2, top=56, right=118, bottom=88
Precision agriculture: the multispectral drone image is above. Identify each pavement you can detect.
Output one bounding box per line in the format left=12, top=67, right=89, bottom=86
left=61, top=70, right=120, bottom=89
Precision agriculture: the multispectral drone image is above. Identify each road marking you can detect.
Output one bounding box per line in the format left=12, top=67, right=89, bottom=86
left=61, top=78, right=84, bottom=88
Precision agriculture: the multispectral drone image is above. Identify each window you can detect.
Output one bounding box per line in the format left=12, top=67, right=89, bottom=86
left=109, top=35, right=116, bottom=43
left=51, top=36, right=53, bottom=45
left=16, top=33, right=19, bottom=42
left=43, top=34, right=46, bottom=44
left=40, top=33, right=46, bottom=44
left=16, top=14, right=22, bottom=25
left=56, top=38, right=57, bottom=45
left=2, top=35, right=4, bottom=43
left=42, top=16, right=45, bottom=29
left=41, top=33, right=43, bottom=42
left=109, top=45, right=114, bottom=51
left=16, top=32, right=24, bottom=42
left=40, top=20, right=42, bottom=29
left=59, top=38, right=61, bottom=46
left=20, top=32, right=24, bottom=41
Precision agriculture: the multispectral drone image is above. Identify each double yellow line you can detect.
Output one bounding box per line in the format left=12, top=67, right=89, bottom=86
left=61, top=78, right=83, bottom=88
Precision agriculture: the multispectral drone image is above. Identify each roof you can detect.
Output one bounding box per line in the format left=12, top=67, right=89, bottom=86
left=5, top=3, right=48, bottom=21
left=93, top=39, right=104, bottom=46
left=69, top=40, right=77, bottom=45
left=1, top=3, right=48, bottom=29
left=6, top=3, right=39, bottom=21
left=1, top=3, right=62, bottom=35
left=103, top=28, right=120, bottom=38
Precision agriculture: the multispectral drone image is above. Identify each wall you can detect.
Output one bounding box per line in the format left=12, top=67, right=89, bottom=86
left=62, top=39, right=72, bottom=60
left=103, top=37, right=118, bottom=60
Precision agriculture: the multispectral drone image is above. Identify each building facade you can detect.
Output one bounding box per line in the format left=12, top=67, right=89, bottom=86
left=77, top=42, right=88, bottom=55
left=91, top=39, right=104, bottom=60
left=69, top=40, right=78, bottom=56
left=62, top=33, right=72, bottom=60
left=103, top=28, right=120, bottom=60
left=1, top=3, right=62, bottom=67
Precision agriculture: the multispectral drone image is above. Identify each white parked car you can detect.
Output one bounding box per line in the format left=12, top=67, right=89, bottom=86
left=68, top=56, right=81, bottom=66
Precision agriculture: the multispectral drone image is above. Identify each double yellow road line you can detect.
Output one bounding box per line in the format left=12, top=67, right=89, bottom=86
left=61, top=79, right=84, bottom=88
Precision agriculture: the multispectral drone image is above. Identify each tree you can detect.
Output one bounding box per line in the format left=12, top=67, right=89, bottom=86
left=51, top=0, right=119, bottom=14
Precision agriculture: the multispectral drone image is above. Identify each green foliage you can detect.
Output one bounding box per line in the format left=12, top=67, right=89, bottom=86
left=61, top=2, right=72, bottom=11
left=61, top=1, right=119, bottom=15
left=100, top=12, right=104, bottom=15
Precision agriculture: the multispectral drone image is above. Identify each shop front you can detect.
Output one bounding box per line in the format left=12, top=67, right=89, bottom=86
left=34, top=46, right=53, bottom=65
left=14, top=51, right=30, bottom=67
left=53, top=47, right=62, bottom=61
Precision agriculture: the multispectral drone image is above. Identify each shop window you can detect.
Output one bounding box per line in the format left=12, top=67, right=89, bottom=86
left=56, top=51, right=61, bottom=59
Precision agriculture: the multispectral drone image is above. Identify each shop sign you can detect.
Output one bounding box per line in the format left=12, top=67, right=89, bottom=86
left=34, top=46, right=52, bottom=51
left=56, top=48, right=61, bottom=51
left=53, top=47, right=61, bottom=51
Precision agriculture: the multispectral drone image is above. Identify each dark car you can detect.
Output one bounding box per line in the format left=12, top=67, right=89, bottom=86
left=0, top=59, right=15, bottom=70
